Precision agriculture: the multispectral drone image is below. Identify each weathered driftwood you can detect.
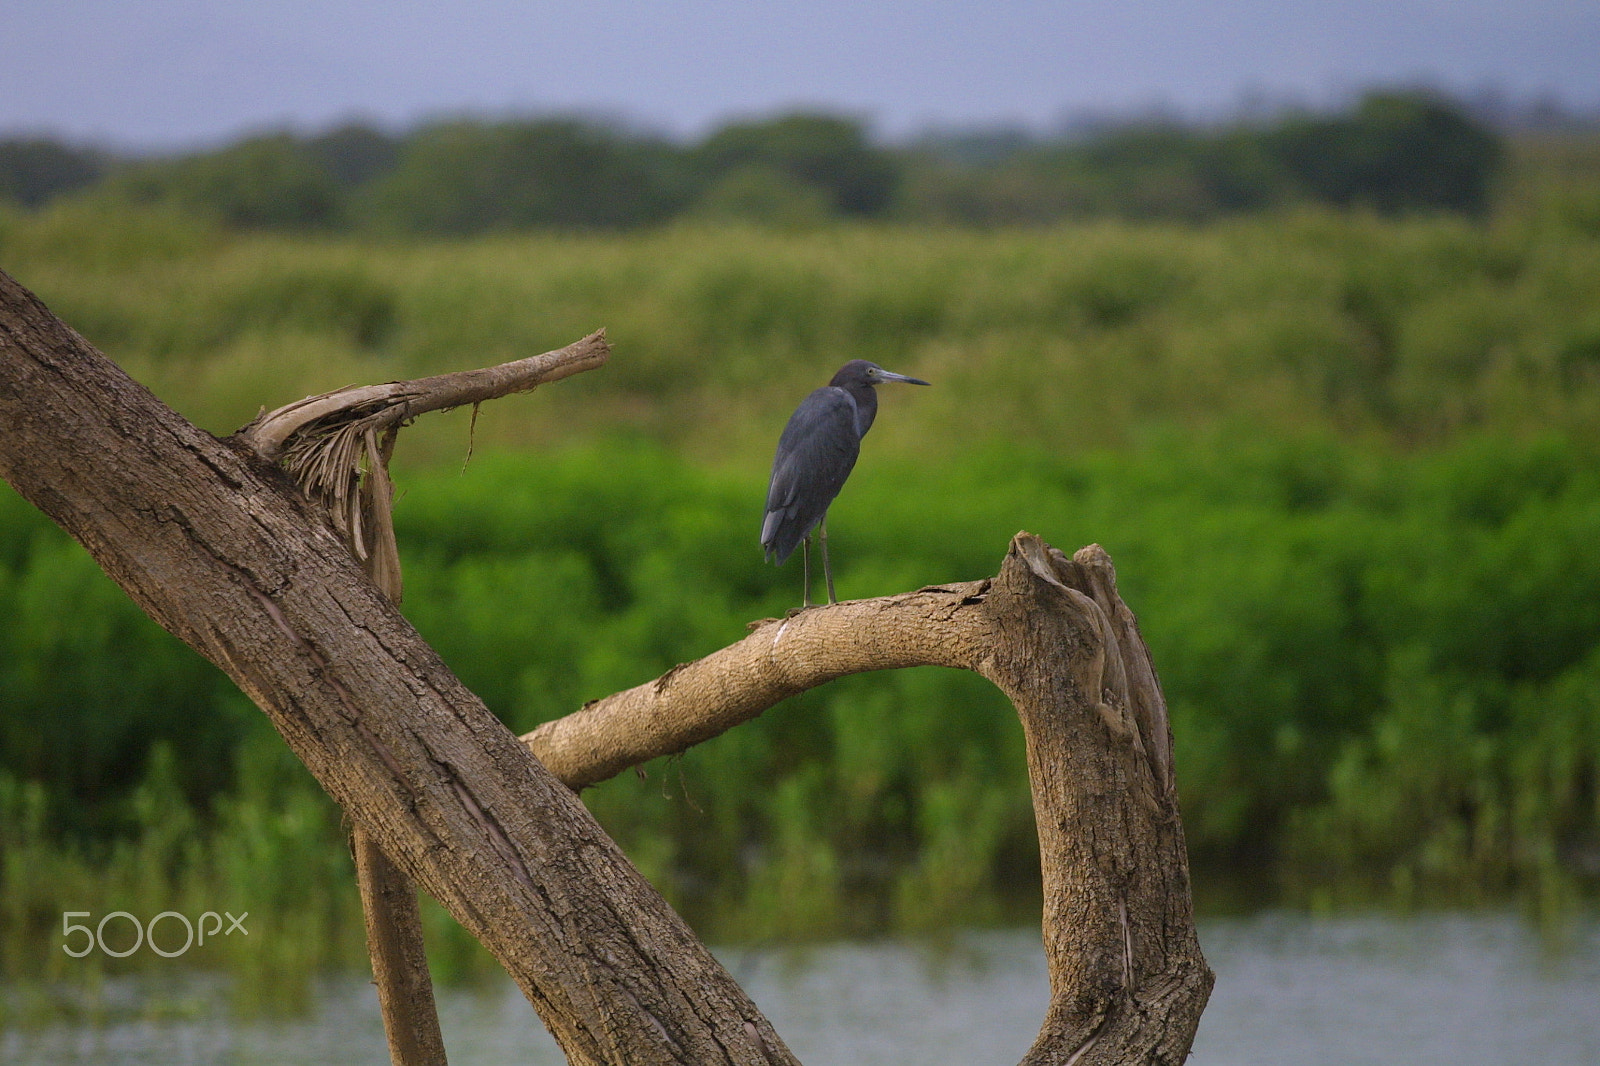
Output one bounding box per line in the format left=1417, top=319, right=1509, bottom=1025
left=526, top=536, right=1212, bottom=1063
left=239, top=330, right=609, bottom=604
left=239, top=329, right=609, bottom=458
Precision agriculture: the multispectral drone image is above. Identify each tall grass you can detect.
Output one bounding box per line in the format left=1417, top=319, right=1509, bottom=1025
left=5, top=185, right=1599, bottom=459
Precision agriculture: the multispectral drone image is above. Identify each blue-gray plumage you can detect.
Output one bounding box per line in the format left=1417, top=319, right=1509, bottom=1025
left=762, top=359, right=929, bottom=605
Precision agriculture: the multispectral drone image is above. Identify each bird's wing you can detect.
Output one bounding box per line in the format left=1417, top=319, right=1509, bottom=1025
left=762, top=387, right=861, bottom=562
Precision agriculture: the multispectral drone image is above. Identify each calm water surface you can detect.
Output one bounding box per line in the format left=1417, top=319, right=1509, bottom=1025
left=5, top=912, right=1597, bottom=1065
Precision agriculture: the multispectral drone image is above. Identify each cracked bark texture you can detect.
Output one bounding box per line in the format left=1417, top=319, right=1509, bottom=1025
left=0, top=269, right=795, bottom=1066
left=347, top=438, right=447, bottom=1066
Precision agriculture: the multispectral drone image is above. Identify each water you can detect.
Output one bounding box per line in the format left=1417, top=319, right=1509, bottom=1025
left=5, top=912, right=1597, bottom=1065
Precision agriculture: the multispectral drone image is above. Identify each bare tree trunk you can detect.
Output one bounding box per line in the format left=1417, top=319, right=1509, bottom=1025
left=0, top=268, right=796, bottom=1066
left=1, top=266, right=1212, bottom=1064
left=239, top=329, right=612, bottom=1066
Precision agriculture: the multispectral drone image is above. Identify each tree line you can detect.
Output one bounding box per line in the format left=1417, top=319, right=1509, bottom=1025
left=0, top=90, right=1507, bottom=232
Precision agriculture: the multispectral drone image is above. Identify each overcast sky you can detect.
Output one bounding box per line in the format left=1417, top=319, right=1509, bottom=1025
left=3, top=0, right=1597, bottom=150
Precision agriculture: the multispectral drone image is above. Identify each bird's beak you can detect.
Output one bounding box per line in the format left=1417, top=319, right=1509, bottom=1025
left=878, top=369, right=931, bottom=386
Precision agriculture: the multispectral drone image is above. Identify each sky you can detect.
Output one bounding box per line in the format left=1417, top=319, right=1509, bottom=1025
left=2, top=0, right=1597, bottom=150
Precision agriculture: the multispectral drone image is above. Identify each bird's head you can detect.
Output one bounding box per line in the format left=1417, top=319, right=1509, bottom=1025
left=832, top=360, right=931, bottom=389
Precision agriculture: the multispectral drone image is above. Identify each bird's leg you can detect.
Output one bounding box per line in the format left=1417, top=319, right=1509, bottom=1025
left=820, top=514, right=837, bottom=604
left=801, top=533, right=814, bottom=607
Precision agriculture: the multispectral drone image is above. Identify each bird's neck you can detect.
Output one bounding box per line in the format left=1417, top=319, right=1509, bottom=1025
left=847, top=384, right=879, bottom=438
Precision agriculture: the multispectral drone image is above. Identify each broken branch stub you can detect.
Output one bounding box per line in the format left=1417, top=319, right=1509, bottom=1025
left=236, top=329, right=610, bottom=599
left=526, top=534, right=1213, bottom=1064
left=240, top=328, right=610, bottom=459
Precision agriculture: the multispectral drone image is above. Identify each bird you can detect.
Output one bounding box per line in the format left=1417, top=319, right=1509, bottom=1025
left=762, top=359, right=930, bottom=606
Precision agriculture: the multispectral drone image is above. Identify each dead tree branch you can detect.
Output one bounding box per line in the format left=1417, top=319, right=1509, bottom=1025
left=240, top=329, right=610, bottom=460
left=525, top=536, right=1213, bottom=1064
left=524, top=579, right=995, bottom=789
left=0, top=271, right=791, bottom=1066
left=237, top=330, right=608, bottom=600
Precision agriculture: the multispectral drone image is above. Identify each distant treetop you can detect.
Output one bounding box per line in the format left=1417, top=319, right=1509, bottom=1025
left=0, top=90, right=1519, bottom=230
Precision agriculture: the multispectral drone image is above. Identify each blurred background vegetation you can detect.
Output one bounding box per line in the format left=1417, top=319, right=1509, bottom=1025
left=0, top=89, right=1521, bottom=231
left=2, top=88, right=1599, bottom=1001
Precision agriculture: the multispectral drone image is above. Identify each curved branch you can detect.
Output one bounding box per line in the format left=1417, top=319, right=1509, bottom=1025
left=525, top=579, right=996, bottom=789
left=525, top=534, right=1213, bottom=1065
left=4, top=260, right=1211, bottom=1064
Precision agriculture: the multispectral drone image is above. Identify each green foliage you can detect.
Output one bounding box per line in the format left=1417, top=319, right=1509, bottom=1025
left=0, top=138, right=108, bottom=208
left=5, top=432, right=1598, bottom=959
left=0, top=489, right=251, bottom=835
left=354, top=119, right=689, bottom=234
left=2, top=166, right=1600, bottom=984
left=304, top=123, right=402, bottom=188
left=101, top=134, right=346, bottom=229
left=901, top=89, right=1506, bottom=224
left=1, top=734, right=364, bottom=1005
left=688, top=164, right=836, bottom=228
left=1265, top=91, right=1505, bottom=215
left=900, top=121, right=1291, bottom=224
left=215, top=263, right=399, bottom=350
left=692, top=113, right=898, bottom=217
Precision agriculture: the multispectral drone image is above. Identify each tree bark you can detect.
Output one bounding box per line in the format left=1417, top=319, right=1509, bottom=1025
left=524, top=537, right=1213, bottom=1063
left=344, top=429, right=447, bottom=1066
left=0, top=269, right=795, bottom=1066
left=352, top=830, right=449, bottom=1065
left=240, top=325, right=613, bottom=1066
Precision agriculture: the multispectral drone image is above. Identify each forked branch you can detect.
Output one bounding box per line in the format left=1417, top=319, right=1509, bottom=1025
left=3, top=263, right=1211, bottom=1065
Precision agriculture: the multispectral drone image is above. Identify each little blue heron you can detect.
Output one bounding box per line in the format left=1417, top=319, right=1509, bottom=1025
left=762, top=359, right=930, bottom=605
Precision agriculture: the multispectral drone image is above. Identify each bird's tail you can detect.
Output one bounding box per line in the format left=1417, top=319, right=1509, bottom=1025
left=760, top=509, right=787, bottom=565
